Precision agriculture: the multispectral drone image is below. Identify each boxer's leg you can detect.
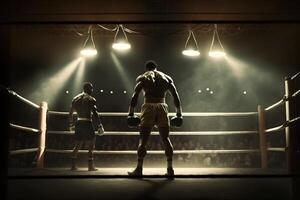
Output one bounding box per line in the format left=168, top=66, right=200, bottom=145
left=128, top=126, right=151, bottom=176
left=137, top=126, right=151, bottom=168
left=87, top=137, right=97, bottom=171
left=159, top=127, right=174, bottom=170
left=71, top=140, right=83, bottom=170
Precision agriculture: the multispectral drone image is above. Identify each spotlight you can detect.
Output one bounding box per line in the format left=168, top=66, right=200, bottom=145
left=80, top=48, right=97, bottom=57
left=182, top=49, right=200, bottom=57
left=206, top=88, right=210, bottom=91
left=100, top=89, right=104, bottom=93
left=110, top=90, right=114, bottom=94
left=209, top=24, right=226, bottom=58
left=123, top=90, right=127, bottom=94
left=112, top=25, right=131, bottom=51
left=198, top=90, right=202, bottom=93
left=112, top=43, right=131, bottom=51
left=210, top=91, right=214, bottom=94
left=243, top=91, right=247, bottom=95
left=80, top=26, right=97, bottom=57
left=65, top=90, right=69, bottom=94
left=182, top=30, right=200, bottom=57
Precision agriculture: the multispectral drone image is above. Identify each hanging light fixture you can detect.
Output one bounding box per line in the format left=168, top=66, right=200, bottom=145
left=182, top=30, right=200, bottom=57
left=112, top=25, right=131, bottom=51
left=80, top=26, right=97, bottom=57
left=209, top=24, right=226, bottom=58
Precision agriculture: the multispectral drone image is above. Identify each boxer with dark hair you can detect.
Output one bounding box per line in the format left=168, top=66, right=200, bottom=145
left=128, top=60, right=183, bottom=176
left=69, top=82, right=104, bottom=171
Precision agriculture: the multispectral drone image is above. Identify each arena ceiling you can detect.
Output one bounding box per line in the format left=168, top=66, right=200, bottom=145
left=1, top=0, right=300, bottom=23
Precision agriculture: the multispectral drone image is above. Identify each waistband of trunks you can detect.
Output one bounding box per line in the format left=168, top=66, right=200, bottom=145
left=144, top=98, right=166, bottom=103
left=77, top=117, right=92, bottom=121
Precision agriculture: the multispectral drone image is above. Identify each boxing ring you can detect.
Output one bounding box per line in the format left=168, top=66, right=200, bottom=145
left=7, top=72, right=300, bottom=176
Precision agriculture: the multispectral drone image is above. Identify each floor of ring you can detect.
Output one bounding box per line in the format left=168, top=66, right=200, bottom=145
left=6, top=168, right=299, bottom=200
left=8, top=167, right=287, bottom=176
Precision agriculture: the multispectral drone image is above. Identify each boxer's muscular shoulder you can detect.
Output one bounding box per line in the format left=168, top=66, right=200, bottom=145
left=165, top=74, right=173, bottom=84
left=85, top=94, right=96, bottom=104
left=156, top=71, right=173, bottom=84
left=136, top=74, right=145, bottom=83
left=90, top=96, right=96, bottom=104
left=73, top=93, right=83, bottom=102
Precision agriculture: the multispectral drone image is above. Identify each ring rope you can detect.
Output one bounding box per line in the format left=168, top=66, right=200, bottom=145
left=9, top=147, right=286, bottom=156
left=10, top=148, right=39, bottom=155
left=7, top=89, right=39, bottom=109
left=265, top=124, right=285, bottom=133
left=291, top=71, right=300, bottom=80
left=265, top=116, right=300, bottom=133
left=10, top=123, right=40, bottom=133
left=45, top=148, right=285, bottom=154
left=292, top=89, right=300, bottom=98
left=47, top=130, right=258, bottom=136
left=289, top=116, right=300, bottom=125
left=267, top=147, right=286, bottom=152
left=46, top=149, right=261, bottom=154
left=265, top=99, right=285, bottom=111
left=48, top=111, right=258, bottom=117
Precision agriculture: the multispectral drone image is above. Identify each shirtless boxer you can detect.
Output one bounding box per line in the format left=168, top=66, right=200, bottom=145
left=127, top=60, right=183, bottom=176
left=69, top=82, right=104, bottom=171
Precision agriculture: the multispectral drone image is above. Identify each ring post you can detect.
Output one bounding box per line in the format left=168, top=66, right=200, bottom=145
left=285, top=75, right=300, bottom=174
left=284, top=77, right=291, bottom=172
left=36, top=101, right=48, bottom=168
left=258, top=105, right=268, bottom=169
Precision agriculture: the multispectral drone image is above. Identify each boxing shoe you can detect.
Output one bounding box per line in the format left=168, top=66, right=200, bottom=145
left=88, top=158, right=98, bottom=171
left=71, top=157, right=78, bottom=171
left=128, top=167, right=143, bottom=176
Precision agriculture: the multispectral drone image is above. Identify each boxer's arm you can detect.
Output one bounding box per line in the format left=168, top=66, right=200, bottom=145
left=92, top=100, right=105, bottom=134
left=169, top=82, right=182, bottom=117
left=68, top=100, right=75, bottom=126
left=129, top=81, right=143, bottom=115
left=92, top=100, right=101, bottom=126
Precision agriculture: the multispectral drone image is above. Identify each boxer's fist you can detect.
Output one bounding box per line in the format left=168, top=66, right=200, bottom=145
left=97, top=124, right=105, bottom=136
left=127, top=114, right=141, bottom=128
left=69, top=122, right=75, bottom=132
left=170, top=114, right=183, bottom=127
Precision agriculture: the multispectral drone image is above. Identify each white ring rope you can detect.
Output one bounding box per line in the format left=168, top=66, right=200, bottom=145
left=291, top=72, right=300, bottom=80
left=47, top=130, right=258, bottom=136
left=289, top=116, right=300, bottom=124
left=10, top=123, right=40, bottom=133
left=45, top=148, right=285, bottom=154
left=46, top=149, right=261, bottom=154
left=8, top=89, right=39, bottom=109
left=10, top=148, right=39, bottom=155
left=9, top=147, right=286, bottom=156
left=265, top=124, right=285, bottom=133
left=265, top=116, right=300, bottom=133
left=292, top=89, right=300, bottom=98
left=265, top=99, right=285, bottom=111
left=48, top=111, right=258, bottom=117
left=267, top=147, right=286, bottom=152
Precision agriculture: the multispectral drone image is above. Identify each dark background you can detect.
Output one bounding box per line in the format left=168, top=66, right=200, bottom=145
left=1, top=1, right=300, bottom=199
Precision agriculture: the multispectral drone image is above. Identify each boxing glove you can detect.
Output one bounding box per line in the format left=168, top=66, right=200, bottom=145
left=170, top=115, right=183, bottom=127
left=97, top=124, right=105, bottom=136
left=127, top=114, right=141, bottom=128
left=69, top=122, right=75, bottom=132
